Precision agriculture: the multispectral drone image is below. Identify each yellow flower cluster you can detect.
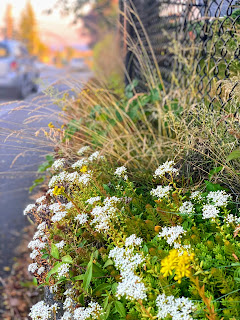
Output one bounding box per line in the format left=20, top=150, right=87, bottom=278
left=160, top=249, right=194, bottom=283
left=53, top=185, right=65, bottom=196
left=80, top=165, right=88, bottom=173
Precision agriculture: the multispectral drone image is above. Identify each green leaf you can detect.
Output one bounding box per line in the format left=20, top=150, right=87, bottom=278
left=72, top=274, right=85, bottom=281
left=114, top=301, right=126, bottom=318
left=93, top=264, right=106, bottom=277
left=32, top=277, right=38, bottom=286
left=46, top=262, right=64, bottom=281
left=102, top=302, right=113, bottom=320
left=204, top=181, right=225, bottom=192
left=103, top=184, right=111, bottom=193
left=83, top=255, right=93, bottom=290
left=226, top=149, right=240, bottom=162
left=51, top=244, right=59, bottom=259
left=41, top=254, right=49, bottom=260
left=62, top=255, right=73, bottom=264
left=93, top=283, right=112, bottom=295
left=103, top=259, right=113, bottom=269
left=209, top=166, right=223, bottom=180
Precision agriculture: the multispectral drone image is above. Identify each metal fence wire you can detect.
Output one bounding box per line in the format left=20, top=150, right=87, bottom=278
left=121, top=0, right=240, bottom=108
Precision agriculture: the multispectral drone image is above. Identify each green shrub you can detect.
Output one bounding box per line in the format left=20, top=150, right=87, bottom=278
left=25, top=149, right=240, bottom=320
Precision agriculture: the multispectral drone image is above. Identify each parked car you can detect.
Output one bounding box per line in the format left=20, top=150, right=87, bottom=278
left=0, top=40, right=39, bottom=99
left=69, top=57, right=87, bottom=71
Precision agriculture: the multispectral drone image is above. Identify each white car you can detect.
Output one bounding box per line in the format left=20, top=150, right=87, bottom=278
left=0, top=40, right=39, bottom=99
left=69, top=58, right=87, bottom=71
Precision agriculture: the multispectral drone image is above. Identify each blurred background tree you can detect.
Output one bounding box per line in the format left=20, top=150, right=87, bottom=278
left=18, top=0, right=40, bottom=55
left=3, top=3, right=14, bottom=39
left=51, top=0, right=123, bottom=92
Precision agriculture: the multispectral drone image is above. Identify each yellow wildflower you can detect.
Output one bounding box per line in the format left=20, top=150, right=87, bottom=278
left=53, top=186, right=65, bottom=196
left=80, top=165, right=88, bottom=173
left=48, top=122, right=55, bottom=128
left=160, top=249, right=194, bottom=283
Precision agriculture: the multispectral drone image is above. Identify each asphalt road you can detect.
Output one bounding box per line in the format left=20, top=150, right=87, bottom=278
left=0, top=65, right=91, bottom=276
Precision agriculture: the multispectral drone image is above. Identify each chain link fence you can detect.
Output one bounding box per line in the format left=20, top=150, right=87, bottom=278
left=121, top=0, right=240, bottom=108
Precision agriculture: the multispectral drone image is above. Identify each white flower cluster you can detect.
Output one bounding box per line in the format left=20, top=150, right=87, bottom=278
left=55, top=240, right=65, bottom=249
left=52, top=158, right=65, bottom=171
left=156, top=294, right=195, bottom=320
left=75, top=213, right=88, bottom=224
left=150, top=185, right=172, bottom=199
left=77, top=146, right=90, bottom=155
left=88, top=151, right=101, bottom=162
left=90, top=196, right=120, bottom=231
left=73, top=302, right=103, bottom=320
left=202, top=204, right=219, bottom=220
left=49, top=203, right=67, bottom=222
left=207, top=190, right=231, bottom=207
left=29, top=301, right=52, bottom=320
left=114, top=166, right=128, bottom=180
left=179, top=201, right=195, bottom=216
left=72, top=158, right=88, bottom=169
left=23, top=203, right=35, bottom=215
left=28, top=222, right=48, bottom=266
left=158, top=226, right=186, bottom=246
left=86, top=196, right=101, bottom=205
left=61, top=311, right=73, bottom=320
left=125, top=234, right=143, bottom=247
left=109, top=236, right=146, bottom=301
left=190, top=191, right=201, bottom=200
left=49, top=171, right=91, bottom=188
left=154, top=161, right=178, bottom=178
left=57, top=263, right=70, bottom=278
left=36, top=195, right=46, bottom=204
left=224, top=214, right=240, bottom=225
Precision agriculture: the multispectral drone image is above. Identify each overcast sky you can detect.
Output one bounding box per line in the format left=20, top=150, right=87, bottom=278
left=0, top=0, right=87, bottom=47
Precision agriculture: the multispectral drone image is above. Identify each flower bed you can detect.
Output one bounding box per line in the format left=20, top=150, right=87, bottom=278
left=24, top=147, right=240, bottom=320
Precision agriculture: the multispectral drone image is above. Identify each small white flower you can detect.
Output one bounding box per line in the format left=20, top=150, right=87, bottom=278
left=23, top=203, right=35, bottom=215
left=150, top=185, right=172, bottom=199
left=156, top=293, right=195, bottom=320
left=116, top=272, right=147, bottom=301
left=30, top=249, right=39, bottom=260
left=179, top=201, right=195, bottom=215
left=51, top=211, right=67, bottom=223
left=224, top=214, right=240, bottom=225
left=86, top=196, right=101, bottom=205
left=52, top=158, right=65, bottom=171
left=55, top=240, right=65, bottom=249
left=29, top=301, right=51, bottom=320
left=207, top=190, right=231, bottom=207
left=158, top=226, right=186, bottom=246
left=28, top=239, right=46, bottom=250
left=60, top=311, right=73, bottom=320
left=75, top=213, right=88, bottom=224
left=114, top=166, right=128, bottom=180
left=125, top=234, right=143, bottom=247
left=202, top=204, right=219, bottom=220
left=63, top=297, right=73, bottom=310
left=154, top=161, right=178, bottom=178
left=28, top=263, right=38, bottom=273
left=37, top=204, right=47, bottom=212
left=37, top=222, right=47, bottom=231
left=78, top=173, right=91, bottom=186
left=57, top=263, right=70, bottom=278
left=190, top=191, right=201, bottom=200
left=77, top=146, right=90, bottom=155
left=72, top=158, right=88, bottom=169
left=49, top=284, right=58, bottom=293
left=73, top=302, right=102, bottom=320
left=88, top=151, right=104, bottom=162
left=36, top=196, right=46, bottom=204
left=37, top=266, right=45, bottom=275
left=66, top=202, right=74, bottom=210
